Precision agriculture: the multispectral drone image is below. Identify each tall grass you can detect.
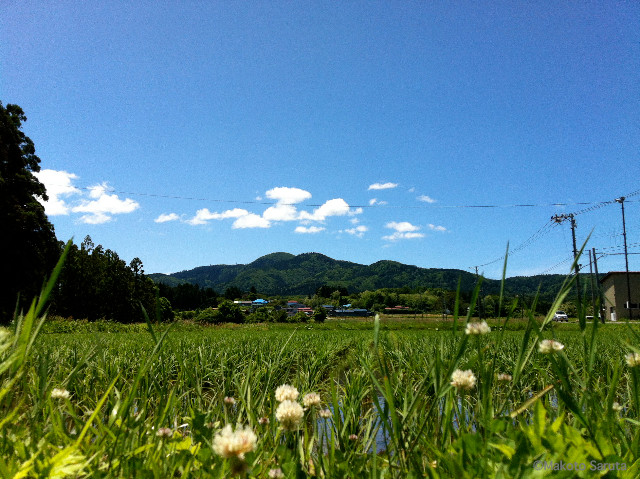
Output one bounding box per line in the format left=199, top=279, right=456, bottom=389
left=2, top=245, right=640, bottom=477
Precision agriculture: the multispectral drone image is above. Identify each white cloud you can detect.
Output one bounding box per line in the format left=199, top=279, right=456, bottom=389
left=369, top=198, right=387, bottom=206
left=382, top=221, right=424, bottom=241
left=72, top=182, right=139, bottom=224
left=428, top=224, right=447, bottom=232
left=368, top=182, right=398, bottom=190
left=265, top=186, right=311, bottom=204
left=186, top=208, right=249, bottom=225
left=344, top=225, right=368, bottom=238
left=295, top=226, right=325, bottom=234
left=263, top=204, right=298, bottom=221
left=232, top=213, right=271, bottom=229
left=385, top=221, right=421, bottom=232
left=32, top=169, right=81, bottom=215
left=298, top=198, right=355, bottom=222
left=259, top=187, right=313, bottom=223
left=418, top=195, right=436, bottom=203
left=155, top=213, right=180, bottom=223
left=78, top=212, right=112, bottom=225
left=383, top=231, right=425, bottom=241
left=350, top=218, right=360, bottom=224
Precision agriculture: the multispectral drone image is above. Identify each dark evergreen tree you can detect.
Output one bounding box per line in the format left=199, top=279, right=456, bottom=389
left=0, top=102, right=58, bottom=322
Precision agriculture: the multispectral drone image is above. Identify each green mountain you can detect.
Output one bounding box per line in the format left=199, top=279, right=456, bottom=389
left=149, top=252, right=579, bottom=298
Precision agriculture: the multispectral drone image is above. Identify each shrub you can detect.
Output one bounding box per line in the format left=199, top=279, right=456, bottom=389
left=313, top=307, right=327, bottom=323
left=157, top=297, right=175, bottom=322
left=196, top=307, right=219, bottom=324
left=272, top=309, right=288, bottom=323
left=288, top=312, right=309, bottom=323
left=215, top=301, right=245, bottom=324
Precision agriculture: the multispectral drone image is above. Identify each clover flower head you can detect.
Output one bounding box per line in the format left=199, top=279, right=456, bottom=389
left=450, top=369, right=477, bottom=391
left=275, top=384, right=299, bottom=402
left=465, top=321, right=491, bottom=335
left=224, top=396, right=236, bottom=406
left=268, top=468, right=285, bottom=479
left=275, top=400, right=304, bottom=431
left=497, top=373, right=512, bottom=382
left=258, top=416, right=270, bottom=425
left=538, top=339, right=564, bottom=354
left=51, top=388, right=70, bottom=399
left=156, top=427, right=173, bottom=438
left=625, top=352, right=640, bottom=367
left=303, top=392, right=321, bottom=408
left=612, top=402, right=623, bottom=412
left=319, top=408, right=333, bottom=419
left=213, top=424, right=257, bottom=460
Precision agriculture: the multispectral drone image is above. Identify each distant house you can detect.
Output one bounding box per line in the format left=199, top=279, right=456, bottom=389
left=600, top=272, right=640, bottom=321
left=332, top=308, right=371, bottom=317
left=286, top=301, right=307, bottom=315
left=384, top=305, right=412, bottom=314
left=233, top=301, right=253, bottom=307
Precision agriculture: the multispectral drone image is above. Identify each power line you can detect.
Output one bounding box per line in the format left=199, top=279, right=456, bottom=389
left=473, top=220, right=557, bottom=269
left=40, top=182, right=639, bottom=210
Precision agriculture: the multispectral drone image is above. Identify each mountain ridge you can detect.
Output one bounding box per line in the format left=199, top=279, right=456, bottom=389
left=149, top=252, right=578, bottom=299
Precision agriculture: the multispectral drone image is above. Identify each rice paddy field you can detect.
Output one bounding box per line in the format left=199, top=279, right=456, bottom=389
left=3, top=269, right=640, bottom=477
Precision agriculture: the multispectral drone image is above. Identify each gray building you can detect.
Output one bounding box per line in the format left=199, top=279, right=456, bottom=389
left=600, top=271, right=640, bottom=321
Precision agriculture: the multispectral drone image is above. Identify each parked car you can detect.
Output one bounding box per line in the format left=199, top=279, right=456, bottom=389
left=553, top=311, right=568, bottom=322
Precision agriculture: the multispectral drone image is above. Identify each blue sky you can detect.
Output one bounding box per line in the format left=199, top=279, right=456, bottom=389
left=2, top=2, right=639, bottom=279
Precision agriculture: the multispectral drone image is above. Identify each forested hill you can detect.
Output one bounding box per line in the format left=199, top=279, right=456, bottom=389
left=149, top=252, right=578, bottom=298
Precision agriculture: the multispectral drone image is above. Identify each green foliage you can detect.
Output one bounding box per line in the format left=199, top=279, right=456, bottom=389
left=215, top=300, right=244, bottom=323
left=0, top=102, right=59, bottom=321
left=157, top=297, right=174, bottom=322
left=313, top=307, right=327, bottom=323
left=288, top=311, right=309, bottom=323
left=50, top=236, right=159, bottom=323
left=195, top=307, right=219, bottom=324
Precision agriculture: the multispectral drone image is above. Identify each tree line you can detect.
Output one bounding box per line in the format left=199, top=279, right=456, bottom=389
left=0, top=102, right=171, bottom=324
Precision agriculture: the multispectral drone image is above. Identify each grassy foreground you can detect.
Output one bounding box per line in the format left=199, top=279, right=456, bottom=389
left=3, top=254, right=640, bottom=477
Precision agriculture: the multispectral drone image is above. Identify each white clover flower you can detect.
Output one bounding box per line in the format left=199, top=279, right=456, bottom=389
left=213, top=424, right=257, bottom=460
left=538, top=339, right=565, bottom=354
left=275, top=384, right=299, bottom=402
left=51, top=388, right=70, bottom=399
left=318, top=408, right=333, bottom=419
left=465, top=321, right=491, bottom=335
left=224, top=396, right=236, bottom=405
left=258, top=416, right=270, bottom=425
left=302, top=392, right=321, bottom=408
left=612, top=402, right=623, bottom=412
left=275, top=400, right=304, bottom=431
left=625, top=352, right=640, bottom=367
left=497, top=373, right=512, bottom=382
left=268, top=468, right=285, bottom=479
left=156, top=427, right=172, bottom=438
left=450, top=369, right=477, bottom=391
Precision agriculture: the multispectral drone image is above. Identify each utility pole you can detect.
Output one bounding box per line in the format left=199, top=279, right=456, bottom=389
left=592, top=247, right=604, bottom=321
left=552, top=213, right=582, bottom=313
left=615, top=197, right=633, bottom=320
left=587, top=249, right=604, bottom=323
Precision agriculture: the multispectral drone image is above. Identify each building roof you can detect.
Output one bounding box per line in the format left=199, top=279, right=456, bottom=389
left=600, top=271, right=640, bottom=283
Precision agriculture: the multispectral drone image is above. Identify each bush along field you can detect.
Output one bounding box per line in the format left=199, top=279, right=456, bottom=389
left=3, top=248, right=640, bottom=477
